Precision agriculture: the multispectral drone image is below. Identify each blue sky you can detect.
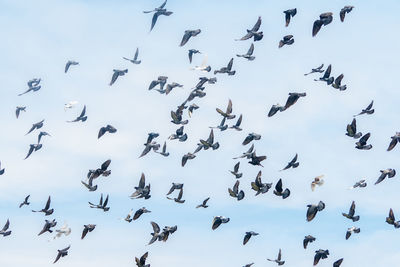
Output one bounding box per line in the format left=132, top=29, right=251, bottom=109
left=1, top=0, right=400, bottom=266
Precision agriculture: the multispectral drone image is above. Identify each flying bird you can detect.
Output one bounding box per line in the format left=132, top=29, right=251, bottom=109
left=349, top=179, right=367, bottom=189
left=67, top=105, right=87, bottom=122
left=216, top=99, right=235, bottom=119
left=88, top=193, right=110, bottom=211
left=342, top=201, right=360, bottom=222
left=98, top=125, right=117, bottom=139
left=16, top=106, right=26, bottom=118
left=243, top=231, right=258, bottom=245
left=87, top=159, right=111, bottom=181
left=167, top=188, right=185, bottom=203
left=37, top=131, right=51, bottom=144
left=280, top=153, right=299, bottom=171
left=251, top=171, right=272, bottom=195
left=149, top=76, right=168, bottom=91
left=312, top=12, right=333, bottom=37
left=331, top=74, right=347, bottom=91
left=130, top=173, right=151, bottom=199
left=267, top=248, right=285, bottom=265
left=375, top=168, right=396, bottom=185
left=123, top=48, right=141, bottom=64
left=387, top=132, right=400, bottom=151
left=19, top=195, right=30, bottom=208
left=132, top=207, right=151, bottom=221
left=54, top=222, right=71, bottom=239
left=233, top=143, right=254, bottom=159
left=237, top=43, right=255, bottom=60
left=24, top=144, right=42, bottom=160
left=333, top=258, right=344, bottom=267
left=38, top=219, right=57, bottom=235
left=304, top=64, right=324, bottom=76
left=196, top=197, right=210, bottom=208
left=340, top=6, right=354, bottom=22
left=53, top=245, right=70, bottom=264
left=26, top=119, right=44, bottom=135
left=135, top=252, right=150, bottom=267
left=0, top=219, right=11, bottom=237
left=64, top=60, right=79, bottom=73
left=180, top=29, right=201, bottom=47
left=303, top=235, right=316, bottom=249
left=212, top=216, right=230, bottom=230
left=315, top=64, right=334, bottom=85
left=236, top=16, right=263, bottom=41
left=210, top=117, right=228, bottom=131
left=306, top=201, right=325, bottom=222
left=109, top=69, right=128, bottom=86
left=214, top=58, right=236, bottom=75
left=228, top=180, right=245, bottom=201
left=18, top=78, right=42, bottom=96
left=182, top=152, right=196, bottom=167
left=345, top=226, right=360, bottom=240
left=311, top=175, right=324, bottom=191
left=386, top=208, right=400, bottom=228
left=279, top=35, right=294, bottom=48
left=355, top=133, right=372, bottom=150
left=190, top=54, right=211, bottom=72
left=248, top=151, right=267, bottom=167
left=273, top=179, right=290, bottom=199
left=0, top=161, right=4, bottom=175
left=230, top=162, right=242, bottom=179
left=284, top=8, right=297, bottom=27
left=314, top=249, right=329, bottom=266
left=81, top=224, right=96, bottom=240
left=354, top=100, right=374, bottom=116
left=166, top=183, right=184, bottom=196
left=229, top=114, right=243, bottom=131
left=144, top=0, right=173, bottom=31
left=188, top=49, right=201, bottom=63
left=242, top=133, right=261, bottom=145
left=346, top=118, right=362, bottom=139
left=32, top=196, right=53, bottom=215
left=64, top=101, right=78, bottom=110
left=268, top=104, right=285, bottom=117
left=284, top=92, right=306, bottom=110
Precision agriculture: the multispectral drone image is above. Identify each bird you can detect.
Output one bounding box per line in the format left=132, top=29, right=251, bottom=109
left=387, top=132, right=400, bottom=151
left=188, top=104, right=200, bottom=117
left=251, top=171, right=272, bottom=195
left=169, top=126, right=187, bottom=142
left=180, top=29, right=201, bottom=47
left=0, top=161, right=4, bottom=175
left=196, top=197, right=210, bottom=208
left=268, top=104, right=285, bottom=117
left=229, top=114, right=242, bottom=131
left=314, top=249, right=329, bottom=265
left=349, top=179, right=367, bottom=189
left=109, top=69, right=128, bottom=86
left=135, top=252, right=150, bottom=267
left=354, top=100, right=374, bottom=116
left=133, top=207, right=151, bottom=221
left=53, top=245, right=70, bottom=264
left=237, top=43, right=255, bottom=60
left=342, top=201, right=360, bottom=222
left=167, top=188, right=185, bottom=203
left=284, top=92, right=306, bottom=110
left=243, top=263, right=254, bottom=267
left=355, top=133, right=372, bottom=150
left=190, top=54, right=211, bottom=72
left=182, top=152, right=196, bottom=167
left=165, top=82, right=183, bottom=95
left=242, top=133, right=261, bottom=145
left=166, top=183, right=184, bottom=196
left=37, top=131, right=51, bottom=144
left=156, top=141, right=169, bottom=157
left=311, top=175, right=324, bottom=191
left=303, top=235, right=316, bottom=249
left=38, top=219, right=57, bottom=235
left=123, top=48, right=141, bottom=64
left=143, top=0, right=173, bottom=32
left=236, top=16, right=263, bottom=41
left=0, top=219, right=11, bottom=237
left=346, top=226, right=360, bottom=240
left=18, top=78, right=42, bottom=96
left=195, top=129, right=220, bottom=152
left=346, top=118, right=362, bottom=139
left=32, top=196, right=54, bottom=215
left=273, top=179, right=290, bottom=199
left=212, top=216, right=230, bottom=230
left=87, top=159, right=111, bottom=181
left=248, top=151, right=267, bottom=167
left=216, top=99, right=236, bottom=119
left=243, top=231, right=258, bottom=245
left=26, top=119, right=44, bottom=135
left=333, top=258, right=344, bottom=267
left=304, top=64, right=325, bottom=76
left=54, top=222, right=71, bottom=239
left=149, top=76, right=168, bottom=91
left=284, top=8, right=297, bottom=27
left=233, top=143, right=254, bottom=159
left=230, top=162, right=242, bottom=179
left=386, top=208, right=400, bottom=228
left=98, top=124, right=117, bottom=139
left=64, top=60, right=79, bottom=73
left=24, top=144, right=42, bottom=160
left=375, top=168, right=396, bottom=185
left=312, top=12, right=333, bottom=37
left=140, top=137, right=161, bottom=158
left=81, top=224, right=96, bottom=240
left=188, top=49, right=201, bottom=63
left=306, top=201, right=325, bottom=222
left=130, top=173, right=151, bottom=199
left=19, top=195, right=30, bottom=208
left=15, top=106, right=26, bottom=118
left=331, top=74, right=347, bottom=91
left=279, top=35, right=294, bottom=48
left=88, top=193, right=110, bottom=211
left=315, top=64, right=334, bottom=85
left=210, top=117, right=228, bottom=131
left=340, top=6, right=354, bottom=22
left=228, top=180, right=245, bottom=201
left=64, top=100, right=78, bottom=110
left=171, top=109, right=188, bottom=125
left=267, top=248, right=285, bottom=265
left=67, top=105, right=87, bottom=122
left=280, top=153, right=299, bottom=171
left=81, top=178, right=98, bottom=192
left=148, top=221, right=177, bottom=244
left=214, top=58, right=236, bottom=75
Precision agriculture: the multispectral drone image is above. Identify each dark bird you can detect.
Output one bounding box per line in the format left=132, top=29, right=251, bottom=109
left=375, top=168, right=396, bottom=185
left=195, top=129, right=220, bottom=152
left=237, top=43, right=255, bottom=60
left=67, top=105, right=87, bottom=122
left=214, top=58, right=236, bottom=75
left=155, top=141, right=169, bottom=157
left=88, top=193, right=110, bottom=211
left=387, top=132, right=400, bottom=151
left=109, top=69, right=128, bottom=86
left=18, top=78, right=41, bottom=96
left=24, top=144, right=42, bottom=160
left=228, top=180, right=245, bottom=201
left=280, top=154, right=299, bottom=171
left=354, top=100, right=374, bottom=117
left=349, top=179, right=367, bottom=189
left=0, top=161, right=4, bottom=175
left=243, top=231, right=258, bottom=245
left=273, top=179, right=290, bottom=199
left=135, top=252, right=150, bottom=267
left=166, top=183, right=183, bottom=196
left=87, top=159, right=111, bottom=180
left=212, top=216, right=230, bottom=230
left=345, top=226, right=360, bottom=240
left=355, top=133, right=372, bottom=150
left=196, top=197, right=210, bottom=208
left=188, top=49, right=201, bottom=63
left=243, top=263, right=254, bottom=267
left=171, top=109, right=188, bottom=125
left=279, top=35, right=294, bottom=48
left=342, top=201, right=360, bottom=222
left=386, top=208, right=400, bottom=228
left=304, top=64, right=324, bottom=76
left=165, top=82, right=183, bottom=95
left=314, top=249, right=329, bottom=266
left=0, top=219, right=11, bottom=237
left=306, top=201, right=325, bottom=222
left=130, top=173, right=151, bottom=199
left=312, top=12, right=333, bottom=37
left=169, top=126, right=187, bottom=142
left=98, top=125, right=117, bottom=139
left=167, top=188, right=185, bottom=203
left=180, top=29, right=201, bottom=47
left=123, top=48, right=141, bottom=64
left=346, top=118, right=362, bottom=139
left=188, top=104, right=199, bottom=118
left=315, top=64, right=334, bottom=85
left=32, top=196, right=53, bottom=215
left=148, top=222, right=177, bottom=244
left=303, top=235, right=316, bottom=249
left=26, top=119, right=44, bottom=135
left=333, top=258, right=344, bottom=267
left=268, top=104, right=285, bottom=117
left=182, top=152, right=196, bottom=167
left=53, top=245, right=70, bottom=264
left=81, top=224, right=96, bottom=240
left=251, top=171, right=272, bottom=195
left=248, top=151, right=267, bottom=167
left=233, top=143, right=254, bottom=159
left=140, top=141, right=161, bottom=158
left=144, top=1, right=173, bottom=31
left=16, top=106, right=26, bottom=118
left=19, top=195, right=30, bottom=208
left=37, top=131, right=51, bottom=144
left=216, top=99, right=235, bottom=119
left=64, top=60, right=79, bottom=73
left=149, top=76, right=168, bottom=91
left=340, top=6, right=354, bottom=22
left=81, top=178, right=97, bottom=192
left=267, top=249, right=285, bottom=265
left=229, top=114, right=242, bottom=131
left=38, top=219, right=57, bottom=235
left=236, top=16, right=263, bottom=41
left=210, top=117, right=228, bottom=131
left=331, top=74, right=347, bottom=91
left=242, top=133, right=261, bottom=145
left=133, top=207, right=151, bottom=221
left=230, top=162, right=242, bottom=179
left=284, top=8, right=297, bottom=27
left=284, top=92, right=306, bottom=110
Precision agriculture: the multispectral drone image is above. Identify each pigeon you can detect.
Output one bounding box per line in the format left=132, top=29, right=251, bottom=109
left=26, top=119, right=44, bottom=135
left=171, top=109, right=188, bottom=125
left=387, top=132, right=400, bottom=151
left=214, top=58, right=236, bottom=75
left=148, top=222, right=177, bottom=244
left=156, top=141, right=169, bottom=157
left=230, top=162, right=243, bottom=179
left=233, top=143, right=254, bottom=159
left=284, top=8, right=297, bottom=27
left=268, top=104, right=285, bottom=117
left=37, top=131, right=51, bottom=144
left=64, top=101, right=78, bottom=110
left=303, top=235, right=316, bottom=249
left=165, top=82, right=183, bottom=95
left=24, top=144, right=42, bottom=159
left=16, top=106, right=26, bottom=118
left=312, top=12, right=333, bottom=37
left=135, top=252, right=150, bottom=267
left=64, top=60, right=79, bottom=73
left=375, top=168, right=396, bottom=185
left=87, top=159, right=112, bottom=180
left=340, top=6, right=354, bottom=22
left=273, top=179, right=290, bottom=199
left=216, top=99, right=236, bottom=119
left=248, top=151, right=267, bottom=167
left=188, top=104, right=200, bottom=117
left=243, top=263, right=254, bottom=267
left=386, top=208, right=400, bottom=228
left=167, top=188, right=185, bottom=203
left=349, top=179, right=367, bottom=189
left=251, top=171, right=272, bottom=195
left=88, top=194, right=110, bottom=211
left=130, top=173, right=151, bottom=199
left=229, top=114, right=242, bottom=131
left=346, top=118, right=362, bottom=139
left=228, top=180, right=245, bottom=201
left=331, top=74, right=347, bottom=91
left=19, top=195, right=30, bottom=208
left=149, top=76, right=168, bottom=91
left=53, top=245, right=70, bottom=264
left=280, top=154, right=299, bottom=171
left=210, top=117, right=228, bottom=131
left=133, top=207, right=151, bottom=221
left=304, top=64, right=325, bottom=76
left=67, top=105, right=87, bottom=122
left=345, top=226, right=360, bottom=240
left=123, top=48, right=141, bottom=64
left=0, top=219, right=11, bottom=237
left=188, top=49, right=201, bottom=63
left=98, top=125, right=117, bottom=139
left=242, top=133, right=261, bottom=145
left=190, top=54, right=211, bottom=72
left=342, top=201, right=360, bottom=222
left=315, top=64, right=334, bottom=85
left=169, top=126, right=187, bottom=142
left=166, top=183, right=184, bottom=196
left=355, top=133, right=372, bottom=150
left=81, top=178, right=98, bottom=192
left=54, top=222, right=71, bottom=239
left=195, top=129, right=220, bottom=152
left=81, top=224, right=96, bottom=240
left=284, top=92, right=306, bottom=110
left=311, top=175, right=324, bottom=191
left=18, top=78, right=42, bottom=96
left=180, top=29, right=201, bottom=47
left=32, top=196, right=54, bottom=215
left=109, top=69, right=128, bottom=86
left=267, top=249, right=285, bottom=265
left=144, top=0, right=173, bottom=31
left=314, top=249, right=329, bottom=266
left=38, top=219, right=57, bottom=235
left=0, top=161, right=4, bottom=175
left=196, top=197, right=210, bottom=208
left=182, top=153, right=196, bottom=167
left=237, top=43, right=255, bottom=60
left=306, top=201, right=325, bottom=222
left=140, top=141, right=161, bottom=158
left=212, top=216, right=230, bottom=230
left=243, top=231, right=258, bottom=245
left=354, top=100, right=374, bottom=116
left=333, top=258, right=344, bottom=267
left=279, top=35, right=294, bottom=48
left=236, top=16, right=263, bottom=41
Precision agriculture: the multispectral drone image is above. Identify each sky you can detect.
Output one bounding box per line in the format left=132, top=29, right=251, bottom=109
left=1, top=0, right=400, bottom=266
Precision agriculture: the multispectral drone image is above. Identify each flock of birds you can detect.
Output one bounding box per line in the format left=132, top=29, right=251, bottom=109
left=2, top=1, right=399, bottom=266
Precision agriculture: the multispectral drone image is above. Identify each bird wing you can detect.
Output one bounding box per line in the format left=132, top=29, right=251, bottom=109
left=65, top=62, right=71, bottom=73
left=139, top=173, right=145, bottom=188
left=349, top=201, right=356, bottom=217
left=102, top=195, right=109, bottom=208
left=247, top=43, right=254, bottom=55
left=233, top=162, right=240, bottom=172
left=227, top=58, right=234, bottom=71
left=150, top=12, right=160, bottom=31
left=79, top=105, right=86, bottom=117
left=180, top=31, right=191, bottom=47
left=45, top=196, right=51, bottom=210
left=387, top=137, right=398, bottom=151
left=251, top=16, right=262, bottom=31
left=151, top=221, right=160, bottom=233
left=101, top=159, right=111, bottom=171
left=312, top=19, right=323, bottom=37
left=134, top=48, right=139, bottom=60
left=81, top=227, right=89, bottom=239
left=366, top=100, right=374, bottom=110
left=109, top=71, right=119, bottom=86
left=340, top=9, right=346, bottom=22
left=275, top=179, right=283, bottom=193
left=243, top=233, right=250, bottom=245
left=177, top=188, right=183, bottom=200
left=226, top=99, right=233, bottom=114
left=285, top=12, right=291, bottom=27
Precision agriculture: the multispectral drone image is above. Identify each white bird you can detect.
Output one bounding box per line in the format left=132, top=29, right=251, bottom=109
left=190, top=54, right=211, bottom=72
left=311, top=175, right=325, bottom=191
left=64, top=101, right=78, bottom=111
left=53, top=222, right=71, bottom=240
